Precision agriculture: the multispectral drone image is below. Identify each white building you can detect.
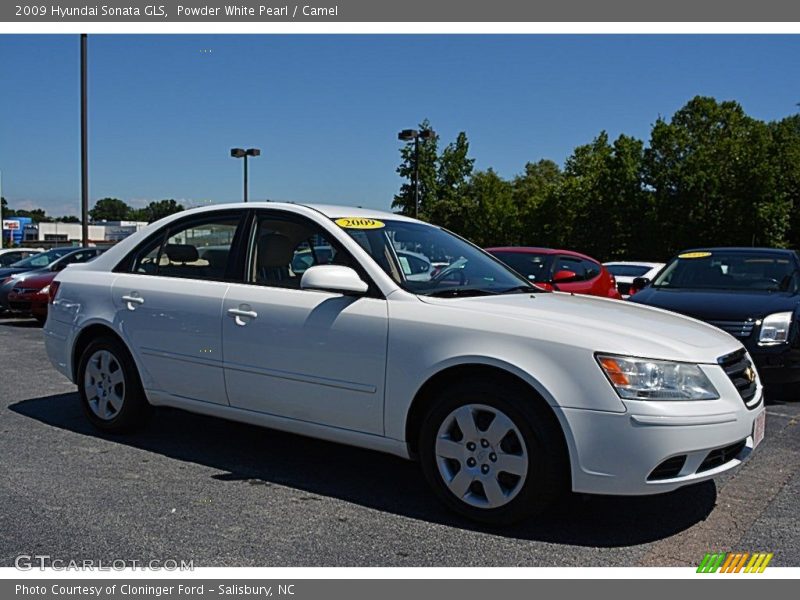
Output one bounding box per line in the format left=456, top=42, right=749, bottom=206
left=22, top=221, right=149, bottom=244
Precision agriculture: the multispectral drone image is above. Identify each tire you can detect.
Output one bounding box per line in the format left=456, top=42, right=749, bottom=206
left=77, top=335, right=151, bottom=432
left=419, top=379, right=568, bottom=525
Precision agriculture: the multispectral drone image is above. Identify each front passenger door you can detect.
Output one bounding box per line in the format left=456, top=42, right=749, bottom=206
left=222, top=210, right=388, bottom=435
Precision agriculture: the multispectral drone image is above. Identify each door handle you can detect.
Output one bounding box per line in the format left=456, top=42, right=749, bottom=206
left=227, top=307, right=258, bottom=326
left=121, top=294, right=144, bottom=310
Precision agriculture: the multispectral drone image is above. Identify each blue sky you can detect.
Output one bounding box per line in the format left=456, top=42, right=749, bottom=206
left=1, top=34, right=799, bottom=217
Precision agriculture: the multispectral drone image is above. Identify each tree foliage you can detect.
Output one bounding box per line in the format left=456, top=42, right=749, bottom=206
left=398, top=98, right=800, bottom=261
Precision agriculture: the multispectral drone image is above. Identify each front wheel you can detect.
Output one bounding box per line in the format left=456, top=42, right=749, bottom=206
left=419, top=380, right=568, bottom=525
left=77, top=336, right=151, bottom=432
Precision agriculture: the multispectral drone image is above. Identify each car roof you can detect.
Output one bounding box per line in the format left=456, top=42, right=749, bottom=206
left=193, top=202, right=420, bottom=223
left=486, top=246, right=599, bottom=263
left=604, top=261, right=664, bottom=268
left=674, top=247, right=798, bottom=258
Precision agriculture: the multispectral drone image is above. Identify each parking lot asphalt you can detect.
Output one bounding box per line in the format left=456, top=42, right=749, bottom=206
left=0, top=316, right=798, bottom=567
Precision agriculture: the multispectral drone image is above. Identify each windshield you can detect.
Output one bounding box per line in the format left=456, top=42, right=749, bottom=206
left=10, top=247, right=73, bottom=269
left=335, top=218, right=535, bottom=296
left=653, top=252, right=798, bottom=292
left=606, top=264, right=652, bottom=278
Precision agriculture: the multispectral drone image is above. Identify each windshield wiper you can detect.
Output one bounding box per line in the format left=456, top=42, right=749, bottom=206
left=497, top=285, right=539, bottom=294
left=425, top=288, right=499, bottom=298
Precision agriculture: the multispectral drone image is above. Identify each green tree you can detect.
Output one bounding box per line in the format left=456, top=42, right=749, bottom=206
left=644, top=96, right=791, bottom=255
left=137, top=199, right=185, bottom=223
left=426, top=132, right=476, bottom=232
left=89, top=197, right=132, bottom=221
left=511, top=159, right=562, bottom=246
left=457, top=169, right=516, bottom=247
left=392, top=120, right=440, bottom=218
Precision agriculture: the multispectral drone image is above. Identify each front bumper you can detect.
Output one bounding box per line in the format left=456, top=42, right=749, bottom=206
left=556, top=364, right=764, bottom=495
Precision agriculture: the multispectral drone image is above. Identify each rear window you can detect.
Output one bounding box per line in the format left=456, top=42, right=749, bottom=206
left=606, top=264, right=652, bottom=277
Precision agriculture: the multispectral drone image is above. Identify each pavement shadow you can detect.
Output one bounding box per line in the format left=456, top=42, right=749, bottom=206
left=0, top=318, right=41, bottom=328
left=10, top=391, right=716, bottom=547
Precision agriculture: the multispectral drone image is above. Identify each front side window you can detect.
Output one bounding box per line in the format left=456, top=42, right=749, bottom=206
left=249, top=214, right=353, bottom=289
left=131, top=214, right=242, bottom=281
left=335, top=218, right=534, bottom=297
left=489, top=251, right=554, bottom=283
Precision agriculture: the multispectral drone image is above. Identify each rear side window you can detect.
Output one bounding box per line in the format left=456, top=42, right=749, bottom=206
left=130, top=214, right=243, bottom=281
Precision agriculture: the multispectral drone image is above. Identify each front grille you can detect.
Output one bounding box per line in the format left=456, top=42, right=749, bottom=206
left=697, top=440, right=747, bottom=473
left=708, top=319, right=756, bottom=339
left=718, top=348, right=759, bottom=407
left=11, top=288, right=39, bottom=295
left=648, top=455, right=687, bottom=481
left=9, top=301, right=31, bottom=310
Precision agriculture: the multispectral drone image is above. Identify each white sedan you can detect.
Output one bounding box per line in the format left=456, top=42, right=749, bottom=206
left=44, top=203, right=765, bottom=524
left=604, top=261, right=665, bottom=298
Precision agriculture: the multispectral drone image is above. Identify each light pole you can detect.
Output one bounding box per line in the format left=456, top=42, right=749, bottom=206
left=398, top=128, right=434, bottom=219
left=230, top=148, right=261, bottom=202
left=80, top=33, right=89, bottom=247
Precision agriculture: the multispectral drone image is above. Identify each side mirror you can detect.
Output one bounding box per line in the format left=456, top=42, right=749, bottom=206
left=51, top=262, right=65, bottom=272
left=300, top=265, right=368, bottom=295
left=553, top=269, right=578, bottom=283
left=630, top=277, right=651, bottom=295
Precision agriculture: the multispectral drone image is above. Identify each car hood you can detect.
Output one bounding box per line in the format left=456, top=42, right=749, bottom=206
left=630, top=287, right=798, bottom=321
left=9, top=270, right=55, bottom=289
left=419, top=291, right=741, bottom=364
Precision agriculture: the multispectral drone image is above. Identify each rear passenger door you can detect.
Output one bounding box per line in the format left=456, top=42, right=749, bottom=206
left=111, top=210, right=246, bottom=405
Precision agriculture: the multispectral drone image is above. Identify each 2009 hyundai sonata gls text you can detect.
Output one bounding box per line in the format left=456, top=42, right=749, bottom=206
left=45, top=203, right=765, bottom=524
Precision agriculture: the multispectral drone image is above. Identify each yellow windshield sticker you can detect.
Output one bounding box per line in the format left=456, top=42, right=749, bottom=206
left=335, top=217, right=385, bottom=230
left=678, top=251, right=712, bottom=259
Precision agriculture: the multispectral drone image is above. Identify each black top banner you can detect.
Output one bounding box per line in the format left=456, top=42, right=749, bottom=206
left=3, top=0, right=800, bottom=22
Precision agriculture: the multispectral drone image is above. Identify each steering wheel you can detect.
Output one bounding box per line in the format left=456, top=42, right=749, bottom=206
left=747, top=278, right=780, bottom=290
left=430, top=265, right=468, bottom=288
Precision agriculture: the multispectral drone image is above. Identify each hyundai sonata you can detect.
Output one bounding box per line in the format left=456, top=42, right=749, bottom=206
left=44, top=203, right=765, bottom=524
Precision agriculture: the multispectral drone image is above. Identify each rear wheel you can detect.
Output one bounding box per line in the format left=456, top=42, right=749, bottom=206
left=77, top=336, right=151, bottom=432
left=419, top=379, right=568, bottom=525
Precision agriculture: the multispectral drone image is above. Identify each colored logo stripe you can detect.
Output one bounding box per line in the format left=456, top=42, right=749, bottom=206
left=697, top=552, right=773, bottom=573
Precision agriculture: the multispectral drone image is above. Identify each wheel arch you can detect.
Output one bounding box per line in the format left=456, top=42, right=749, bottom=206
left=404, top=362, right=573, bottom=476
left=71, top=322, right=130, bottom=382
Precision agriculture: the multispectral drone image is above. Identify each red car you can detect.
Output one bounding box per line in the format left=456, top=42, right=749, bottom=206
left=5, top=270, right=58, bottom=324
left=486, top=246, right=622, bottom=299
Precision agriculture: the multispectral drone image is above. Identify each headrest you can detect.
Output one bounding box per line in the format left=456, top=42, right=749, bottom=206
left=164, top=244, right=199, bottom=264
left=202, top=248, right=229, bottom=269
left=257, top=233, right=295, bottom=269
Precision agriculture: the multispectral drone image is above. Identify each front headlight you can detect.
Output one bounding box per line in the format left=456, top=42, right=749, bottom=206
left=596, top=354, right=719, bottom=400
left=39, top=285, right=50, bottom=296
left=758, top=311, right=792, bottom=346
